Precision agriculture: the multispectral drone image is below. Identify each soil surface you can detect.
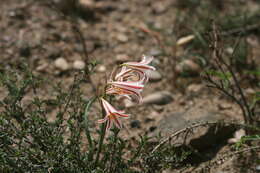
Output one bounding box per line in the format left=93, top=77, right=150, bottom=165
left=0, top=0, right=259, bottom=172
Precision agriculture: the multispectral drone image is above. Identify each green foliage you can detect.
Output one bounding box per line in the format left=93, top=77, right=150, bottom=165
left=234, top=135, right=260, bottom=150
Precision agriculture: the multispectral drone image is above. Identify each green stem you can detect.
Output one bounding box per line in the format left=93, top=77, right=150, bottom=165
left=109, top=128, right=120, bottom=172
left=84, top=97, right=96, bottom=160
left=94, top=105, right=106, bottom=167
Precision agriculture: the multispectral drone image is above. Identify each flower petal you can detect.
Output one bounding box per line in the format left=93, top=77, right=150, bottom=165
left=113, top=115, right=122, bottom=129
left=106, top=119, right=112, bottom=131
left=97, top=117, right=108, bottom=123
left=108, top=81, right=144, bottom=93
left=101, top=98, right=111, bottom=115
left=122, top=55, right=156, bottom=71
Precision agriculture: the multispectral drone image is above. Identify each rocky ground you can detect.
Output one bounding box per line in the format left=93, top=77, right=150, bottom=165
left=0, top=0, right=259, bottom=172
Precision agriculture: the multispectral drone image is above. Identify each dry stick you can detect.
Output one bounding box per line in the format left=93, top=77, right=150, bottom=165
left=71, top=23, right=96, bottom=93
left=221, top=23, right=260, bottom=36
left=211, top=23, right=252, bottom=124
left=151, top=121, right=259, bottom=154
left=228, top=37, right=254, bottom=124
left=151, top=121, right=221, bottom=154
left=203, top=73, right=247, bottom=122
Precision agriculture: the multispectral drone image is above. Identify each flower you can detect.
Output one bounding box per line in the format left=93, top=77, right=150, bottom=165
left=107, top=81, right=144, bottom=103
left=120, top=55, right=156, bottom=84
left=122, top=55, right=156, bottom=71
left=97, top=98, right=130, bottom=131
left=114, top=66, right=147, bottom=84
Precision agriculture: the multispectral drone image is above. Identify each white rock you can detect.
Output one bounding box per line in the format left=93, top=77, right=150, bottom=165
left=176, top=59, right=201, bottom=75
left=73, top=60, right=85, bottom=70
left=116, top=33, right=128, bottom=43
left=187, top=84, right=203, bottom=93
left=116, top=54, right=129, bottom=62
left=228, top=129, right=246, bottom=144
left=97, top=65, right=106, bottom=72
left=176, top=35, right=195, bottom=46
left=54, top=58, right=69, bottom=71
left=147, top=70, right=162, bottom=82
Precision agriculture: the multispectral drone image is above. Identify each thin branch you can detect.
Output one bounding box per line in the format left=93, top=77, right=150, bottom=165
left=194, top=146, right=260, bottom=173
left=151, top=121, right=260, bottom=154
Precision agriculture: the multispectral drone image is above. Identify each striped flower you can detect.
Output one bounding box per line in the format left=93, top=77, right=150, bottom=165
left=107, top=81, right=144, bottom=103
left=97, top=98, right=130, bottom=131
left=122, top=55, right=156, bottom=71
left=118, top=55, right=156, bottom=84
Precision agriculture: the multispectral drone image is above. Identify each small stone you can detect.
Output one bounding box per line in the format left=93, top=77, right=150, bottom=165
left=97, top=65, right=106, bottom=72
left=187, top=84, right=203, bottom=93
left=148, top=48, right=162, bottom=56
left=73, top=60, right=85, bottom=70
left=225, top=47, right=234, bottom=55
left=176, top=59, right=201, bottom=75
left=116, top=54, right=129, bottom=62
left=256, top=165, right=260, bottom=171
left=149, top=126, right=157, bottom=132
left=152, top=2, right=167, bottom=14
left=176, top=35, right=195, bottom=46
left=142, top=91, right=173, bottom=105
left=46, top=46, right=61, bottom=58
left=36, top=63, right=48, bottom=72
left=148, top=71, right=162, bottom=82
left=54, top=58, right=69, bottom=71
left=130, top=120, right=141, bottom=128
left=116, top=33, right=128, bottom=43
left=123, top=99, right=135, bottom=108
left=19, top=44, right=31, bottom=57
left=144, top=118, right=154, bottom=123
left=79, top=0, right=94, bottom=7
left=228, top=129, right=245, bottom=144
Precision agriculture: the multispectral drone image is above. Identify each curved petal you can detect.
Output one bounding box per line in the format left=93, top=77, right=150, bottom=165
left=113, top=115, right=122, bottom=129
left=97, top=116, right=108, bottom=123
left=106, top=119, right=112, bottom=131
left=101, top=98, right=111, bottom=115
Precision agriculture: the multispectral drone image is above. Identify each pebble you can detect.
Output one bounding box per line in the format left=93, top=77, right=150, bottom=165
left=228, top=129, right=245, bottom=144
left=256, top=165, right=260, bottom=171
left=79, top=0, right=93, bottom=7
left=187, top=84, right=203, bottom=93
left=176, top=59, right=201, bottom=75
left=148, top=48, right=162, bottom=56
left=123, top=99, right=135, bottom=108
left=116, top=33, right=128, bottom=43
left=97, top=65, right=106, bottom=72
left=149, top=126, right=157, bottom=132
left=176, top=35, right=195, bottom=46
left=130, top=120, right=141, bottom=128
left=19, top=44, right=31, bottom=57
left=46, top=46, right=61, bottom=58
left=54, top=58, right=69, bottom=71
left=116, top=54, right=129, bottom=62
left=225, top=47, right=234, bottom=55
left=73, top=60, right=85, bottom=70
left=36, top=63, right=48, bottom=72
left=142, top=91, right=173, bottom=105
left=147, top=70, right=162, bottom=82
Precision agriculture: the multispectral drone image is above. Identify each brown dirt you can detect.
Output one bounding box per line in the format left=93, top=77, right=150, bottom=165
left=0, top=0, right=259, bottom=172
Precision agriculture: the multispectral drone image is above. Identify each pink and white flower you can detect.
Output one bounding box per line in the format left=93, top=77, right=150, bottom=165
left=97, top=98, right=130, bottom=131
left=114, top=66, right=148, bottom=84
left=122, top=55, right=156, bottom=71
left=107, top=81, right=144, bottom=103
left=97, top=55, right=156, bottom=132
